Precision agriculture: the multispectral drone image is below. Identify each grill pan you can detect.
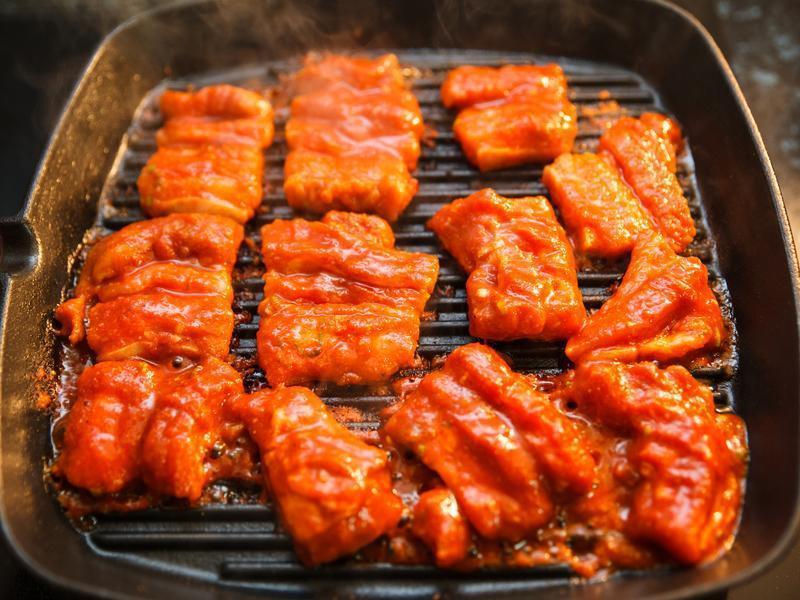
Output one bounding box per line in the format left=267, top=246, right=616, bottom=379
left=1, top=0, right=798, bottom=598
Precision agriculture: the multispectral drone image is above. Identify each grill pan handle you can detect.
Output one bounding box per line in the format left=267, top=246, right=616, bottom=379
left=0, top=219, right=37, bottom=277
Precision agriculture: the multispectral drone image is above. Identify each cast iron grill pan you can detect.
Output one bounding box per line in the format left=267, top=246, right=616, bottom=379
left=69, top=50, right=737, bottom=596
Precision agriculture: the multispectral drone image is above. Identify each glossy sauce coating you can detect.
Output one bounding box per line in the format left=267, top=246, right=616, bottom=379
left=411, top=488, right=471, bottom=567
left=86, top=292, right=234, bottom=362
left=442, top=65, right=577, bottom=171
left=543, top=152, right=656, bottom=258
left=384, top=344, right=595, bottom=540
left=138, top=144, right=264, bottom=223
left=286, top=115, right=421, bottom=170
left=139, top=84, right=273, bottom=223
left=566, top=230, right=726, bottom=364
left=257, top=303, right=420, bottom=386
left=284, top=54, right=422, bottom=221
left=73, top=213, right=242, bottom=295
left=291, top=82, right=424, bottom=137
left=232, top=386, right=402, bottom=565
left=284, top=149, right=418, bottom=222
left=258, top=211, right=438, bottom=386
left=559, top=361, right=747, bottom=564
left=441, top=64, right=569, bottom=108
left=56, top=358, right=243, bottom=501
left=54, top=214, right=242, bottom=362
left=453, top=88, right=578, bottom=171
left=428, top=189, right=585, bottom=340
left=599, top=113, right=694, bottom=252
left=157, top=84, right=274, bottom=148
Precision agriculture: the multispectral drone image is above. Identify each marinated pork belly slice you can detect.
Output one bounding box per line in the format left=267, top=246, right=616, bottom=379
left=453, top=87, right=577, bottom=171
left=284, top=53, right=422, bottom=221
left=599, top=112, right=694, bottom=252
left=441, top=64, right=569, bottom=109
left=260, top=272, right=430, bottom=316
left=411, top=488, right=471, bottom=568
left=258, top=214, right=416, bottom=313
left=260, top=215, right=438, bottom=303
left=57, top=358, right=243, bottom=501
left=93, top=263, right=233, bottom=304
left=56, top=360, right=157, bottom=495
left=289, top=53, right=406, bottom=95
left=384, top=344, right=596, bottom=541
left=87, top=292, right=234, bottom=362
left=257, top=303, right=420, bottom=387
left=140, top=357, right=243, bottom=500
left=566, top=230, right=725, bottom=364
left=285, top=117, right=421, bottom=170
left=291, top=82, right=424, bottom=138
left=428, top=189, right=585, bottom=341
left=157, top=118, right=273, bottom=150
left=232, top=386, right=402, bottom=565
left=157, top=84, right=274, bottom=149
left=54, top=214, right=241, bottom=356
left=564, top=361, right=747, bottom=564
left=286, top=78, right=423, bottom=170
left=284, top=149, right=418, bottom=222
left=74, top=213, right=243, bottom=294
left=160, top=84, right=272, bottom=121
left=543, top=152, right=656, bottom=258
left=138, top=144, right=264, bottom=223
left=257, top=212, right=438, bottom=386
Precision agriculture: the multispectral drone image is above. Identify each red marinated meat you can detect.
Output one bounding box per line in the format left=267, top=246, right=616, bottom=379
left=232, top=386, right=402, bottom=565
left=258, top=212, right=438, bottom=385
left=566, top=230, right=725, bottom=364
left=442, top=65, right=577, bottom=170
left=283, top=53, right=423, bottom=220
left=599, top=113, right=694, bottom=252
left=54, top=214, right=242, bottom=361
left=57, top=358, right=243, bottom=501
left=562, top=361, right=747, bottom=564
left=138, top=143, right=264, bottom=224
left=412, top=488, right=471, bottom=567
left=428, top=189, right=585, bottom=340
left=441, top=64, right=569, bottom=108
left=543, top=152, right=655, bottom=258
left=384, top=343, right=596, bottom=540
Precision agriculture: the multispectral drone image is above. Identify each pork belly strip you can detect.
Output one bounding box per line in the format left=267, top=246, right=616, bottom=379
left=384, top=343, right=595, bottom=540
left=54, top=214, right=242, bottom=359
left=428, top=188, right=585, bottom=341
left=257, top=212, right=438, bottom=386
left=232, top=386, right=402, bottom=565
left=283, top=53, right=423, bottom=220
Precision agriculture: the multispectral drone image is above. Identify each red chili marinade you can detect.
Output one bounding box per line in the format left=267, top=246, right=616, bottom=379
left=45, top=333, right=746, bottom=579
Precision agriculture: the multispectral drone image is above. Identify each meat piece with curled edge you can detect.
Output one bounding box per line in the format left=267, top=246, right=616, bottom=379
left=56, top=357, right=243, bottom=501
left=231, top=385, right=403, bottom=566
left=384, top=343, right=596, bottom=542
left=566, top=229, right=725, bottom=364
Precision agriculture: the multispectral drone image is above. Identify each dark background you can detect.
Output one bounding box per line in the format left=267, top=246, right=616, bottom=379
left=1, top=0, right=798, bottom=597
